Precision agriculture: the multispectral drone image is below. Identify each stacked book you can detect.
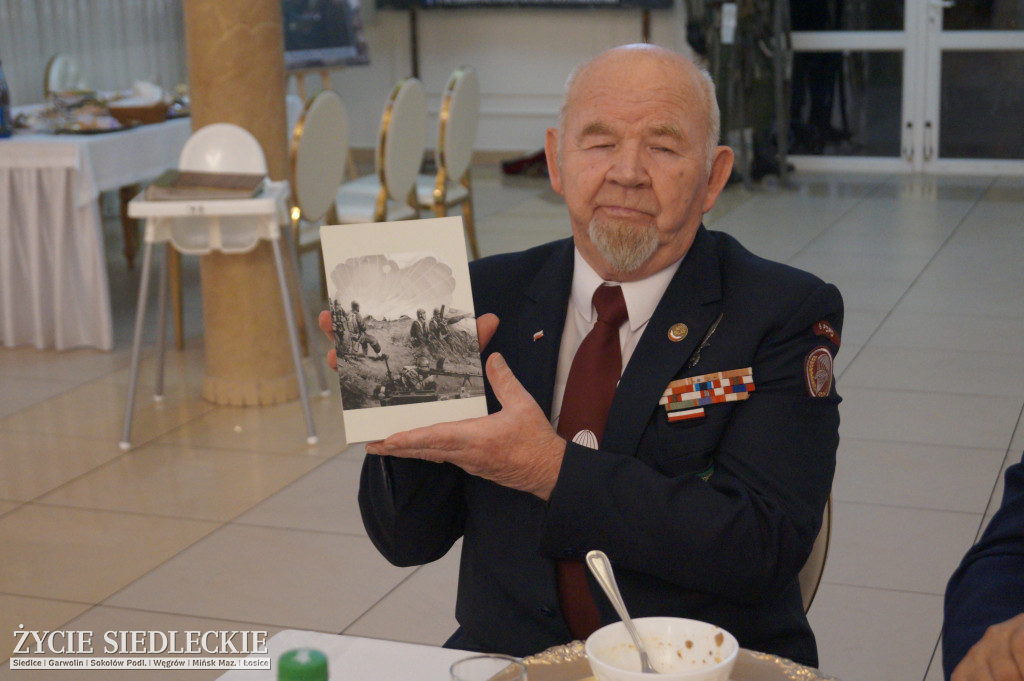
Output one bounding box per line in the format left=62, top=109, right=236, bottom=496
left=144, top=169, right=266, bottom=201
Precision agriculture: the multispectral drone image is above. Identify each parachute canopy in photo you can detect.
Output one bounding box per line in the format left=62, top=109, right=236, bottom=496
left=329, top=253, right=456, bottom=321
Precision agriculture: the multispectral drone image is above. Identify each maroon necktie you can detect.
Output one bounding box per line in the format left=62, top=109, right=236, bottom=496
left=556, top=284, right=628, bottom=640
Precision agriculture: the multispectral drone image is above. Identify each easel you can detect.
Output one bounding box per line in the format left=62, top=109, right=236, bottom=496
left=290, top=66, right=335, bottom=103
left=287, top=66, right=360, bottom=180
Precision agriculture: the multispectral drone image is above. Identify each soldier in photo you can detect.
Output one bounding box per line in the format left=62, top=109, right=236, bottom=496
left=428, top=307, right=450, bottom=350
left=347, top=300, right=386, bottom=359
left=398, top=356, right=438, bottom=394
left=329, top=299, right=350, bottom=362
left=427, top=305, right=475, bottom=358
left=410, top=308, right=430, bottom=356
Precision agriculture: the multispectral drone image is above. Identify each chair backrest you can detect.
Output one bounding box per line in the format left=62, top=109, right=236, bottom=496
left=171, top=123, right=269, bottom=254
left=44, top=53, right=86, bottom=96
left=375, top=78, right=427, bottom=202
left=798, top=495, right=832, bottom=613
left=290, top=89, right=349, bottom=222
left=436, top=66, right=480, bottom=183
left=179, top=123, right=268, bottom=174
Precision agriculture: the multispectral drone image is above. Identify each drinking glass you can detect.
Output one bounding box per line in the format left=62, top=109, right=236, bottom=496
left=450, top=654, right=527, bottom=681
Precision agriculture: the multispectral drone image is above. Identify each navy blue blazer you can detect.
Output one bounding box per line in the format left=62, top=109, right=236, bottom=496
left=943, top=452, right=1024, bottom=677
left=359, top=227, right=843, bottom=666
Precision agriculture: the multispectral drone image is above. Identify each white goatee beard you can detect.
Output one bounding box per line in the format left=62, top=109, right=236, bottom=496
left=588, top=217, right=659, bottom=274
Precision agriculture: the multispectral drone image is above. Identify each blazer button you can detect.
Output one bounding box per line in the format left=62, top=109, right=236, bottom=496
left=538, top=605, right=555, bottom=618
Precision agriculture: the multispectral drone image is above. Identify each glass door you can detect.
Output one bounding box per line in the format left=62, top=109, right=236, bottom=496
left=915, top=0, right=1024, bottom=173
left=788, top=0, right=1024, bottom=175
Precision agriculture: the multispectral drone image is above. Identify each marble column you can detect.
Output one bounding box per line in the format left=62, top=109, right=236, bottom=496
left=183, top=0, right=299, bottom=405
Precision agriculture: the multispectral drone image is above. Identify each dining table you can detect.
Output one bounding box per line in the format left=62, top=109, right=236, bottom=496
left=215, top=630, right=842, bottom=681
left=0, top=114, right=192, bottom=351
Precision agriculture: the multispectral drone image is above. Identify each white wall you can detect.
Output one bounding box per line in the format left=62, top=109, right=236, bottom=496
left=317, top=4, right=693, bottom=152
left=0, top=0, right=187, bottom=106
left=0, top=0, right=692, bottom=154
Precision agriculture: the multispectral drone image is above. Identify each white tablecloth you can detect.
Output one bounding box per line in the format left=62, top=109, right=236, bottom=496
left=217, top=632, right=468, bottom=681
left=216, top=631, right=839, bottom=681
left=0, top=117, right=192, bottom=350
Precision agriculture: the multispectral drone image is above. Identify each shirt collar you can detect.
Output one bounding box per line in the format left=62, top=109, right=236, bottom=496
left=571, top=248, right=684, bottom=333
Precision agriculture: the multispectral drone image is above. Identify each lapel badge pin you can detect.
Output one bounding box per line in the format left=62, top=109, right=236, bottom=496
left=668, top=323, right=688, bottom=342
left=533, top=330, right=544, bottom=341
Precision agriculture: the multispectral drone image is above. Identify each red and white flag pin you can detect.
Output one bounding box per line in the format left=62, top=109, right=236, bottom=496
left=533, top=330, right=544, bottom=341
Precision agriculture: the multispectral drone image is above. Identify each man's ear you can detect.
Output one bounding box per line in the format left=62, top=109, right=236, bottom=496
left=544, top=127, right=564, bottom=196
left=702, top=145, right=735, bottom=213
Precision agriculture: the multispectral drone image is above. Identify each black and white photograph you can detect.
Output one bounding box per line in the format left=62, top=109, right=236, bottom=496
left=320, top=217, right=487, bottom=443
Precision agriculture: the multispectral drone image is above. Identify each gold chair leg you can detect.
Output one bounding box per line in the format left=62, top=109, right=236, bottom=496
left=345, top=151, right=359, bottom=181
left=169, top=249, right=184, bottom=350
left=119, top=185, right=139, bottom=268
left=318, top=249, right=328, bottom=302
left=461, top=174, right=479, bottom=260
left=320, top=203, right=338, bottom=300
left=461, top=199, right=479, bottom=260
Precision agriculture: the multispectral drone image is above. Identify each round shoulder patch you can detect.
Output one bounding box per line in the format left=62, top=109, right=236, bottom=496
left=804, top=346, right=834, bottom=397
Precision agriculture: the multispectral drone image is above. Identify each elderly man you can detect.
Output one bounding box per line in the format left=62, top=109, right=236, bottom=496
left=321, top=44, right=841, bottom=666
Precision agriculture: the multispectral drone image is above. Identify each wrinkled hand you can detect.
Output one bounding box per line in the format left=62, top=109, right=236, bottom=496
left=365, top=352, right=566, bottom=500
left=953, top=613, right=1024, bottom=681
left=318, top=310, right=500, bottom=369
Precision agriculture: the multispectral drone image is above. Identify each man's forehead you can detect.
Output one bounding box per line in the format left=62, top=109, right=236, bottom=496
left=567, top=80, right=697, bottom=123
left=576, top=119, right=686, bottom=139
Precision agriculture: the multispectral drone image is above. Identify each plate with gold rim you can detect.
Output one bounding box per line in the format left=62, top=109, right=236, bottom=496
left=521, top=642, right=841, bottom=681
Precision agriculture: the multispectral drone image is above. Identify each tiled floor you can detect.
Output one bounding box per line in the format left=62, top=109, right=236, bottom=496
left=2, top=165, right=1023, bottom=681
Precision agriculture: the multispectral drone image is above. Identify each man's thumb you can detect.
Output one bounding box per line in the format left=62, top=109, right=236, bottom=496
left=485, top=352, right=526, bottom=408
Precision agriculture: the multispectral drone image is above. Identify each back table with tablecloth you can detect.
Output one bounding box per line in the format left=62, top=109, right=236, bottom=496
left=0, top=117, right=192, bottom=350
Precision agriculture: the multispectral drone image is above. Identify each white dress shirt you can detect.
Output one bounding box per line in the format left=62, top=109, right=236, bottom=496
left=550, top=247, right=683, bottom=431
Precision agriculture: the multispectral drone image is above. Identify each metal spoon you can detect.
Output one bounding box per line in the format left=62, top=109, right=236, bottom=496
left=585, top=550, right=657, bottom=674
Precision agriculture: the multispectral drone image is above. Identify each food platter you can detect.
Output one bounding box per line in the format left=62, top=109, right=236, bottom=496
left=521, top=642, right=841, bottom=681
left=53, top=122, right=135, bottom=135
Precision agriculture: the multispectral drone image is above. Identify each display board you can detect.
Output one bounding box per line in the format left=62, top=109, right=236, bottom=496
left=284, top=0, right=370, bottom=70
left=377, top=0, right=671, bottom=9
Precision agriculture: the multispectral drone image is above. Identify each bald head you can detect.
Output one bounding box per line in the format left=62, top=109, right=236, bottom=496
left=559, top=44, right=720, bottom=174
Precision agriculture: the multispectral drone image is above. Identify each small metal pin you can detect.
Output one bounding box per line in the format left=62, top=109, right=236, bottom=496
left=686, top=313, right=724, bottom=369
left=668, top=323, right=688, bottom=342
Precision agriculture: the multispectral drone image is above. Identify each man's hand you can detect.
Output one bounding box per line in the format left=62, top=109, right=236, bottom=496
left=365, top=352, right=566, bottom=500
left=953, top=613, right=1024, bottom=681
left=318, top=310, right=500, bottom=369
left=317, top=310, right=561, bottom=497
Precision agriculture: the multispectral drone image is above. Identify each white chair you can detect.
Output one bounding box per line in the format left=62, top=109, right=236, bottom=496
left=120, top=123, right=328, bottom=451
left=333, top=78, right=427, bottom=223
left=179, top=123, right=269, bottom=175
left=415, top=66, right=481, bottom=259
left=798, top=495, right=833, bottom=613
left=289, top=89, right=350, bottom=298
left=160, top=123, right=272, bottom=345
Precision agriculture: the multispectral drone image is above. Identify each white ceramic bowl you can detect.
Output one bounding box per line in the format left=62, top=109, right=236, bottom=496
left=585, top=617, right=739, bottom=681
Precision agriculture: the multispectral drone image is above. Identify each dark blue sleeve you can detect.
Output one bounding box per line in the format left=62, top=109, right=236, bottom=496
left=942, top=452, right=1024, bottom=678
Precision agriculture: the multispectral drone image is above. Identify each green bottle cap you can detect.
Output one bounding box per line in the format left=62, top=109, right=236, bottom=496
left=278, top=648, right=328, bottom=681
